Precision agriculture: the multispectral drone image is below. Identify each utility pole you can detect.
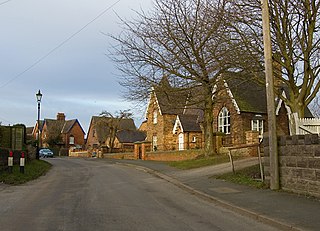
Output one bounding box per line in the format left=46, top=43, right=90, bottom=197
left=261, top=0, right=279, bottom=190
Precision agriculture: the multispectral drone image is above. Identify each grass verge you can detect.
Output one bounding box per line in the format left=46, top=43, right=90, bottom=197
left=0, top=160, right=52, bottom=185
left=213, top=164, right=267, bottom=189
left=168, top=155, right=240, bottom=170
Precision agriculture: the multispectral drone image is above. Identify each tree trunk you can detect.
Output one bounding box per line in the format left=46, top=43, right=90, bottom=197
left=287, top=99, right=307, bottom=135
left=203, top=89, right=215, bottom=156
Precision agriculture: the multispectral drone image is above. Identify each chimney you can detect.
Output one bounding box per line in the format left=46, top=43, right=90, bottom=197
left=57, top=113, right=66, bottom=121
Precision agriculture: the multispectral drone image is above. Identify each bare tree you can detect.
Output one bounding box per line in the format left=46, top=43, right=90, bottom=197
left=110, top=0, right=256, bottom=155
left=309, top=94, right=320, bottom=118
left=97, top=110, right=132, bottom=153
left=233, top=0, right=320, bottom=120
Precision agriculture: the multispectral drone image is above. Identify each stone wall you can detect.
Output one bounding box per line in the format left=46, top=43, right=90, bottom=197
left=264, top=134, right=320, bottom=198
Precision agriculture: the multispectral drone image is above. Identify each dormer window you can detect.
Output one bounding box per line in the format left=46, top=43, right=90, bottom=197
left=153, top=110, right=158, bottom=124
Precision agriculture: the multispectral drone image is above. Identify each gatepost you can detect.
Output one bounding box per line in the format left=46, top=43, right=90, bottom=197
left=8, top=151, right=13, bottom=173
left=20, top=152, right=25, bottom=174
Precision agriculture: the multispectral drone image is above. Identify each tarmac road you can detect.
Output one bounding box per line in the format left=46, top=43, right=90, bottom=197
left=0, top=157, right=278, bottom=231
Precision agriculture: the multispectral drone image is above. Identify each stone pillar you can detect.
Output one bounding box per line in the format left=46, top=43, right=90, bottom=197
left=141, top=141, right=152, bottom=160
left=134, top=142, right=141, bottom=159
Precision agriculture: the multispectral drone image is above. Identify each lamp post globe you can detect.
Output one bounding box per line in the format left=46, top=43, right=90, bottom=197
left=36, top=90, right=42, bottom=160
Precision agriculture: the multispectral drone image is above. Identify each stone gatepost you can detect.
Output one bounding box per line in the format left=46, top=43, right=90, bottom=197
left=141, top=141, right=151, bottom=160
left=134, top=142, right=142, bottom=159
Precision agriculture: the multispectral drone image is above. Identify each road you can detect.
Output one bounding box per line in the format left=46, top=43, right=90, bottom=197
left=0, top=158, right=278, bottom=231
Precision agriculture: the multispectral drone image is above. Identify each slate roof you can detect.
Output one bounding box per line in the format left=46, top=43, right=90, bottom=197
left=44, top=118, right=85, bottom=135
left=90, top=116, right=137, bottom=143
left=178, top=114, right=202, bottom=132
left=154, top=88, right=188, bottom=115
left=223, top=72, right=267, bottom=114
left=116, top=130, right=146, bottom=143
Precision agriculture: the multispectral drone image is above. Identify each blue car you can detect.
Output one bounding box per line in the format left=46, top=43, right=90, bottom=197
left=39, top=148, right=54, bottom=158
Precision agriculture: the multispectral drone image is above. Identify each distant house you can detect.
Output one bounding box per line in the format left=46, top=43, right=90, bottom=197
left=39, top=113, right=85, bottom=149
left=109, top=130, right=146, bottom=152
left=32, top=120, right=44, bottom=142
left=86, top=116, right=144, bottom=152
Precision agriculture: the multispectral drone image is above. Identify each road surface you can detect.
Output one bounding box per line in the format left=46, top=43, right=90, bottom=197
left=0, top=158, right=278, bottom=231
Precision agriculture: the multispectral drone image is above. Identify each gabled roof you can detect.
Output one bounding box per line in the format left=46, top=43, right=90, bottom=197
left=178, top=114, right=202, bottom=132
left=91, top=116, right=136, bottom=130
left=43, top=118, right=85, bottom=135
left=116, top=130, right=146, bottom=143
left=223, top=72, right=267, bottom=114
left=173, top=114, right=202, bottom=133
left=89, top=116, right=137, bottom=143
left=153, top=88, right=188, bottom=115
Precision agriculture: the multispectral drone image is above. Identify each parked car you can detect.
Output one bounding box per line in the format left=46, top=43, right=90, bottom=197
left=39, top=148, right=54, bottom=158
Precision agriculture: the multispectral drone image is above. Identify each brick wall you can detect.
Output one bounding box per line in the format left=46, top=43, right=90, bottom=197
left=68, top=122, right=85, bottom=147
left=264, top=134, right=320, bottom=198
left=145, top=150, right=201, bottom=161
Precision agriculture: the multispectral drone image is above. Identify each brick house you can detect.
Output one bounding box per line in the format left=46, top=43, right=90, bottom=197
left=144, top=86, right=190, bottom=151
left=212, top=72, right=314, bottom=147
left=109, top=129, right=146, bottom=152
left=212, top=72, right=292, bottom=147
left=40, top=113, right=85, bottom=149
left=144, top=71, right=316, bottom=152
left=172, top=114, right=203, bottom=150
left=86, top=116, right=143, bottom=151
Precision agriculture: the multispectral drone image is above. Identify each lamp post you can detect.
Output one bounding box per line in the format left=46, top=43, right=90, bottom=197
left=36, top=90, right=42, bottom=160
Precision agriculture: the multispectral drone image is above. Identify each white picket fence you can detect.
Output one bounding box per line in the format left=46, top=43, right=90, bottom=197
left=296, top=117, right=320, bottom=135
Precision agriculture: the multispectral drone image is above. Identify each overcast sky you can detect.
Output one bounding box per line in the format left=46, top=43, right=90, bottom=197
left=0, top=0, right=152, bottom=133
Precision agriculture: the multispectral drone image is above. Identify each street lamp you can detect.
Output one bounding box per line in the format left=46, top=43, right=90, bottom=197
left=36, top=90, right=42, bottom=160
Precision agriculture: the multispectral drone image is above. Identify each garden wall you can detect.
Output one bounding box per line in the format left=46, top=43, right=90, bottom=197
left=264, top=134, right=320, bottom=198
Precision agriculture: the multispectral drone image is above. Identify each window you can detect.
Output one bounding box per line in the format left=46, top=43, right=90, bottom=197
left=218, top=107, right=230, bottom=134
left=69, top=135, right=75, bottom=145
left=93, top=129, right=96, bottom=137
left=153, top=110, right=158, bottom=124
left=152, top=135, right=157, bottom=151
left=251, top=119, right=264, bottom=138
left=192, top=136, right=197, bottom=143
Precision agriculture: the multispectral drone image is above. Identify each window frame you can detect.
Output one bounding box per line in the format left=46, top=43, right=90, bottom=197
left=218, top=107, right=231, bottom=134
left=153, top=110, right=158, bottom=124
left=251, top=119, right=264, bottom=138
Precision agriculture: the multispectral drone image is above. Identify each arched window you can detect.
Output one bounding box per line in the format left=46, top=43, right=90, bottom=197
left=218, top=107, right=230, bottom=134
left=153, top=110, right=158, bottom=124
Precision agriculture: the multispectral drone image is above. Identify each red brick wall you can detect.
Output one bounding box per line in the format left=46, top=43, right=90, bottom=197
left=67, top=122, right=85, bottom=148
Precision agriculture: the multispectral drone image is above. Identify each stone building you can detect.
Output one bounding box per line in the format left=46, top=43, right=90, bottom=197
left=144, top=72, right=299, bottom=152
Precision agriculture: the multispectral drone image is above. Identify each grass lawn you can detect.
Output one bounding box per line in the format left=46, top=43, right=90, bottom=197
left=0, top=160, right=52, bottom=185
left=213, top=164, right=268, bottom=189
left=168, top=155, right=240, bottom=170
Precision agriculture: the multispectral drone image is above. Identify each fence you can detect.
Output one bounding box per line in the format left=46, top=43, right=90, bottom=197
left=296, top=117, right=320, bottom=135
